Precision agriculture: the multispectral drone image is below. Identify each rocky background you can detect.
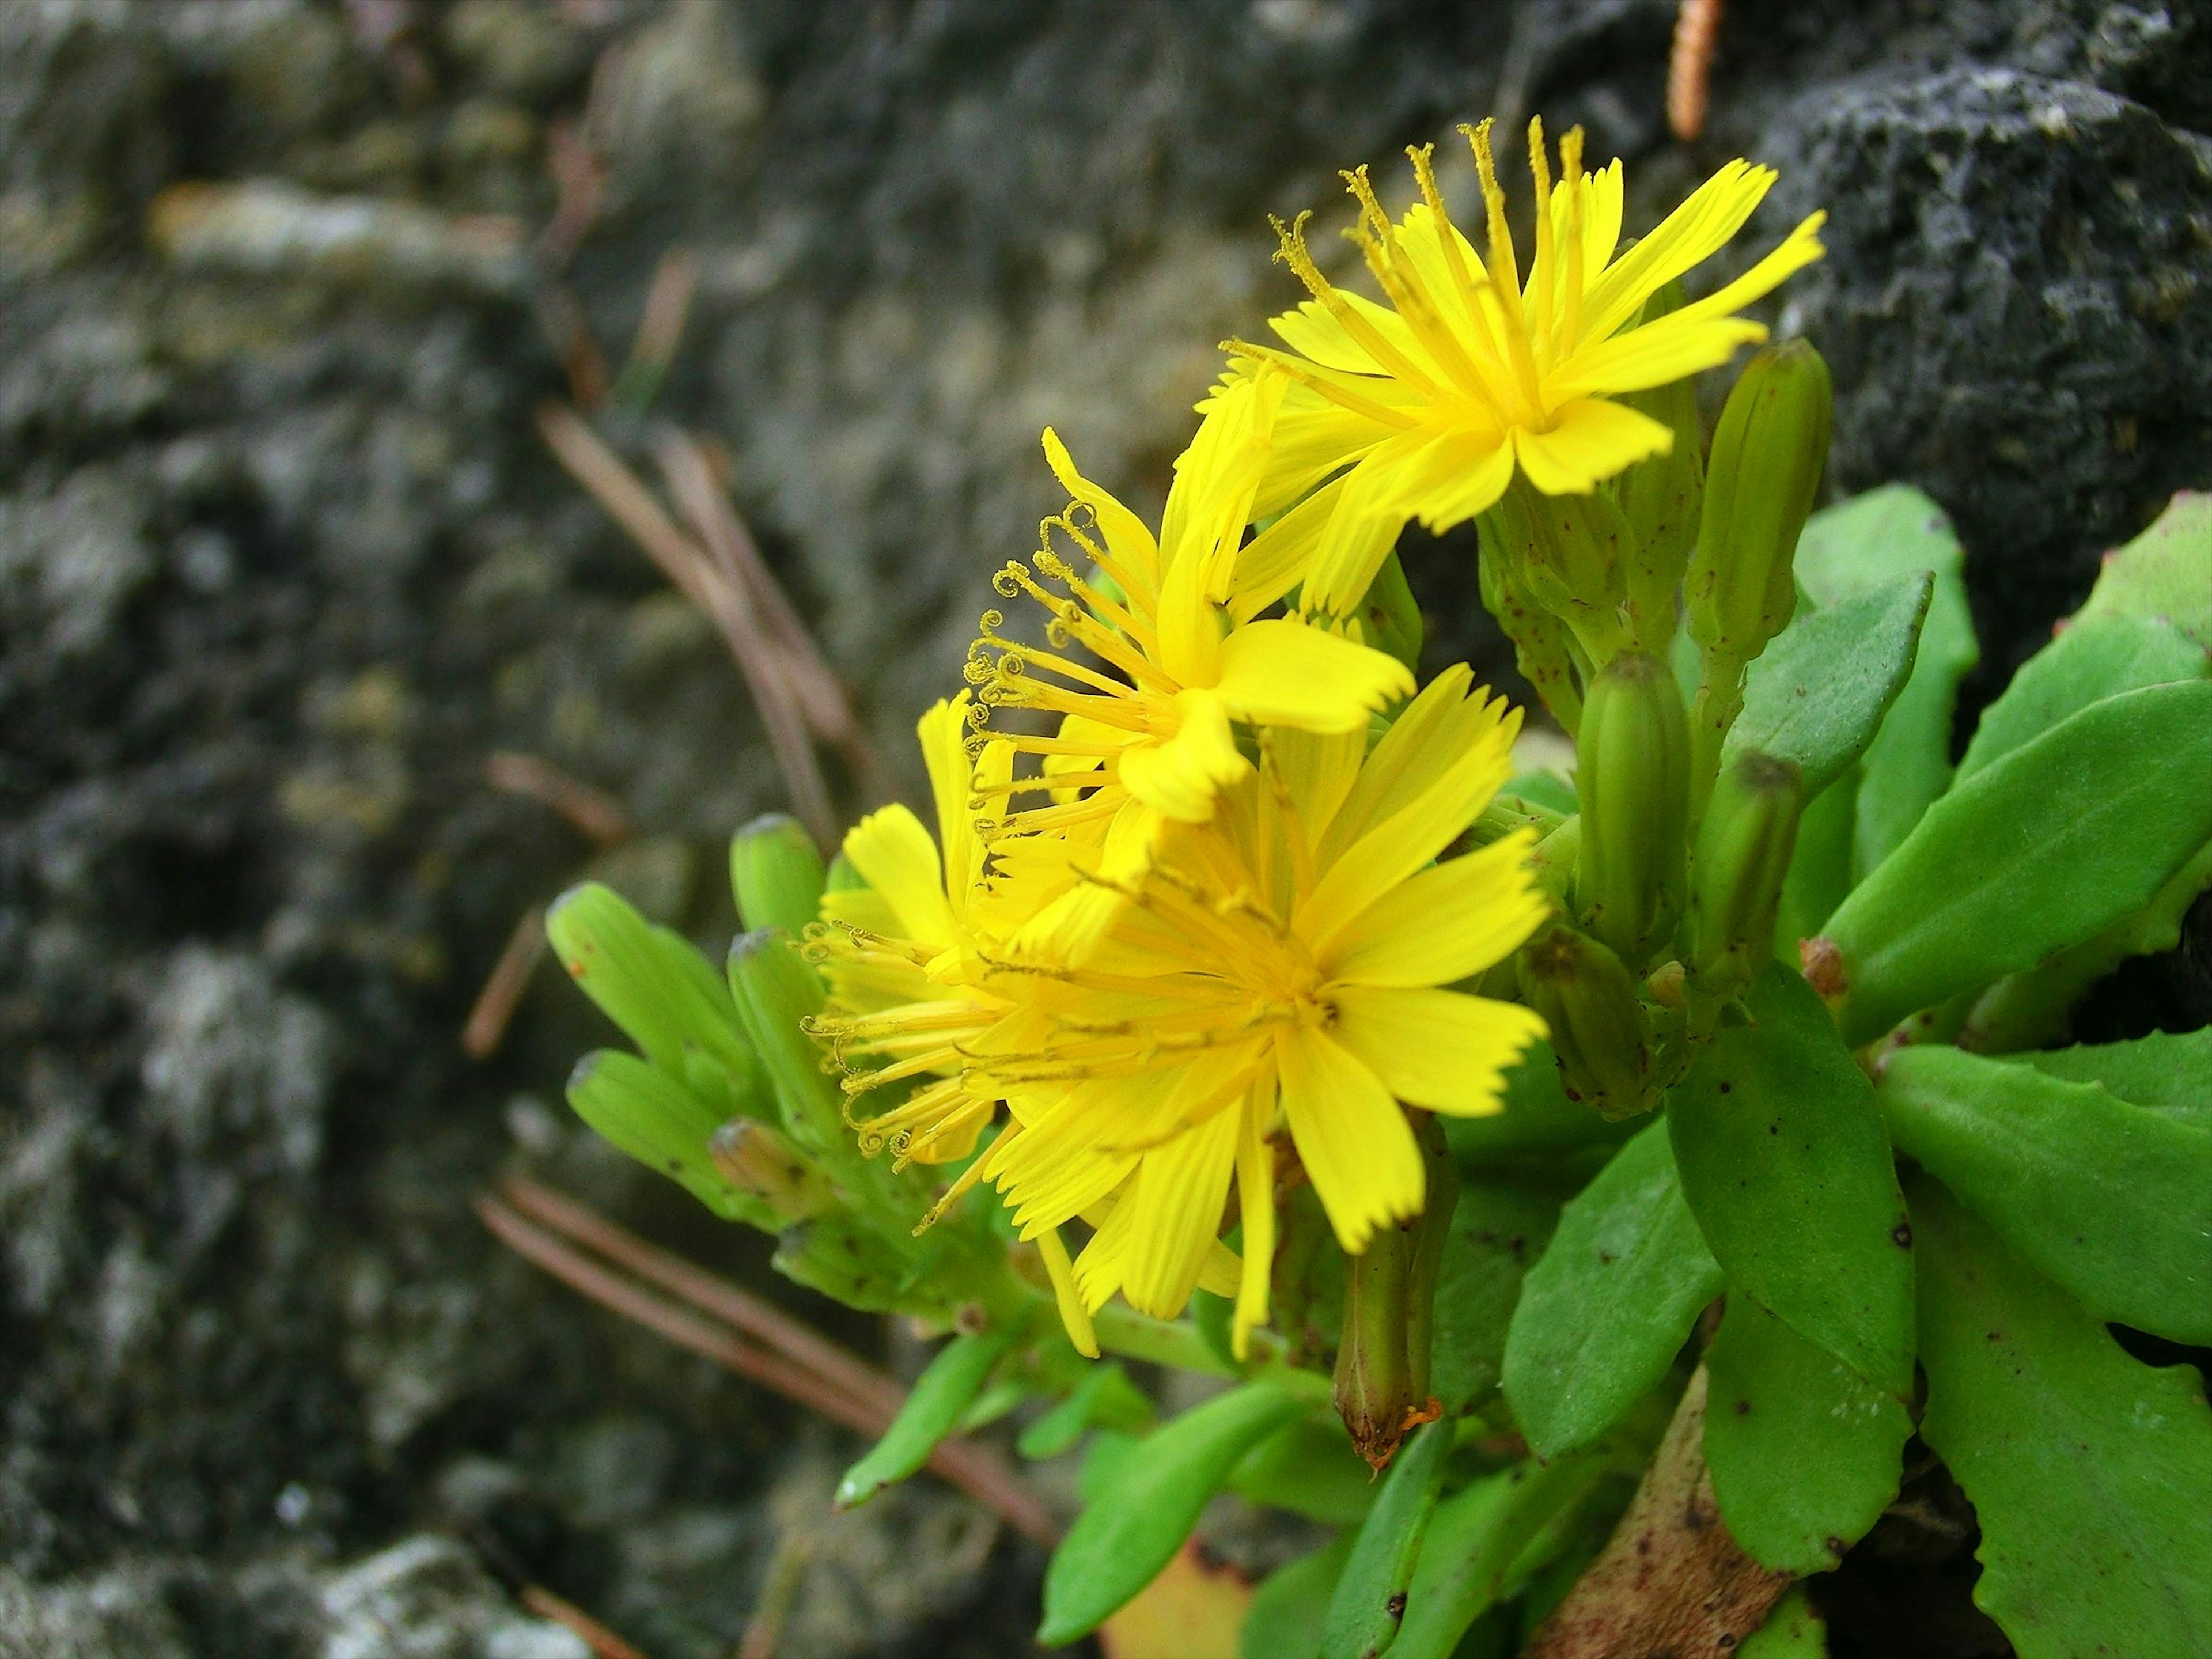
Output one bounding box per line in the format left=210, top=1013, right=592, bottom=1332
left=0, top=2, right=2206, bottom=1655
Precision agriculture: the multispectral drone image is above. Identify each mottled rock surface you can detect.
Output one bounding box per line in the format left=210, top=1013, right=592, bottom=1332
left=1, top=1, right=2205, bottom=1654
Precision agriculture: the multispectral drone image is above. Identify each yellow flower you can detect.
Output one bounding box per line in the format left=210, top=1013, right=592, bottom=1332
left=1228, top=116, right=1827, bottom=616
left=968, top=666, right=1551, bottom=1356
left=967, top=372, right=1414, bottom=844
left=805, top=692, right=1020, bottom=1172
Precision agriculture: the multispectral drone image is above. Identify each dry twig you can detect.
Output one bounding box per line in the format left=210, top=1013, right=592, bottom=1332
left=478, top=1179, right=1060, bottom=1545
left=519, top=1585, right=656, bottom=1659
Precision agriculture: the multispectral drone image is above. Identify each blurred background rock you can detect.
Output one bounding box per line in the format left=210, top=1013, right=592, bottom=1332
left=0, top=2, right=2203, bottom=1654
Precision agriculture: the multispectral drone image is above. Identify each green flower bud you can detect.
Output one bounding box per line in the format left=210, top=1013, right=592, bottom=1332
left=1685, top=751, right=1805, bottom=1033
left=1478, top=527, right=1586, bottom=736
left=710, top=1116, right=835, bottom=1219
left=1402, top=1115, right=1458, bottom=1411
left=1355, top=548, right=1425, bottom=676
left=1612, top=283, right=1705, bottom=653
left=1685, top=341, right=1833, bottom=799
left=1687, top=340, right=1832, bottom=664
left=1517, top=926, right=1657, bottom=1119
left=1575, top=652, right=1692, bottom=969
left=730, top=812, right=827, bottom=937
left=1486, top=479, right=1635, bottom=668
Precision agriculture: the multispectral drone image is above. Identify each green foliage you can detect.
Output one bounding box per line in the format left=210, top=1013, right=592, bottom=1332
left=1428, top=1179, right=1564, bottom=1412
left=1669, top=967, right=1914, bottom=1395
left=1229, top=1417, right=1376, bottom=1525
left=565, top=1050, right=765, bottom=1224
left=1243, top=1537, right=1353, bottom=1659
left=1912, top=1177, right=2212, bottom=1658
left=1321, top=1419, right=1450, bottom=1659
left=1016, top=1362, right=1156, bottom=1460
left=2013, top=1027, right=2212, bottom=1122
left=1723, top=572, right=1930, bottom=798
left=1738, top=1586, right=1829, bottom=1658
left=1793, top=484, right=1978, bottom=873
left=1700, top=1298, right=1910, bottom=1572
left=1880, top=1047, right=2212, bottom=1343
left=1502, top=1121, right=1721, bottom=1459
left=1039, top=1381, right=1310, bottom=1644
left=1955, top=613, right=2207, bottom=783
left=729, top=812, right=828, bottom=937
left=836, top=1330, right=1014, bottom=1510
left=2071, top=488, right=2212, bottom=648
left=1820, top=680, right=2212, bottom=1044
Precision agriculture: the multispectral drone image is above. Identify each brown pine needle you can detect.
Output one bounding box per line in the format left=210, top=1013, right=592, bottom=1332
left=536, top=403, right=840, bottom=847
left=519, top=1585, right=656, bottom=1659
left=478, top=1180, right=1061, bottom=1545
left=462, top=907, right=549, bottom=1060
left=1668, top=0, right=1724, bottom=141
left=485, top=752, right=635, bottom=847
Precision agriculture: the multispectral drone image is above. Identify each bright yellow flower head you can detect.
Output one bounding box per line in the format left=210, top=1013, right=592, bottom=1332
left=967, top=666, right=1550, bottom=1356
left=966, top=372, right=1415, bottom=841
left=1230, top=116, right=1827, bottom=616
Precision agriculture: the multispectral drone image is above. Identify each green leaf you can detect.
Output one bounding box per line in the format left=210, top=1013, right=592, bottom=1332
left=1738, top=1586, right=1830, bottom=1659
left=2072, top=488, right=2212, bottom=649
left=1243, top=1537, right=1352, bottom=1659
left=1957, top=614, right=2208, bottom=783
left=730, top=812, right=828, bottom=937
left=547, top=882, right=759, bottom=1097
left=1793, top=484, right=1978, bottom=876
left=1880, top=1046, right=2212, bottom=1343
left=836, top=1329, right=1014, bottom=1509
left=2013, top=1027, right=2212, bottom=1124
left=1393, top=1456, right=1614, bottom=1659
left=1444, top=1045, right=1636, bottom=1171
left=1502, top=1121, right=1722, bottom=1459
left=1724, top=572, right=1931, bottom=799
left=1702, top=1298, right=1911, bottom=1573
left=1669, top=965, right=1914, bottom=1393
left=1772, top=768, right=1857, bottom=953
left=1431, top=1179, right=1565, bottom=1412
left=564, top=1049, right=764, bottom=1224
left=1819, top=680, right=2212, bottom=1046
left=1911, top=1176, right=2212, bottom=1658
left=1502, top=767, right=1578, bottom=817
left=1040, top=1382, right=1310, bottom=1644
left=1230, top=1417, right=1377, bottom=1526
left=1321, top=1420, right=1450, bottom=1659
left=1017, top=1362, right=1157, bottom=1460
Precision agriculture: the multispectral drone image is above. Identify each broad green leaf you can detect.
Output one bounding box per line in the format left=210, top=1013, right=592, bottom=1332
left=1321, top=1420, right=1450, bottom=1659
left=1957, top=614, right=2208, bottom=783
left=1502, top=1122, right=1722, bottom=1459
left=1669, top=966, right=1914, bottom=1394
left=1444, top=1045, right=1635, bottom=1169
left=1040, top=1382, right=1309, bottom=1644
left=1793, top=485, right=1978, bottom=875
left=565, top=1050, right=764, bottom=1224
left=1702, top=1299, right=1911, bottom=1573
left=1230, top=1417, right=1377, bottom=1526
left=1017, top=1362, right=1156, bottom=1460
left=1880, top=1046, right=2212, bottom=1343
left=1820, top=680, right=2212, bottom=1045
left=730, top=812, right=828, bottom=936
left=2071, top=488, right=2212, bottom=649
left=1430, top=1179, right=1565, bottom=1412
left=1393, top=1456, right=1613, bottom=1659
left=1772, top=768, right=1857, bottom=953
left=1912, top=1176, right=2212, bottom=1659
left=1738, top=1586, right=1829, bottom=1658
left=548, top=882, right=758, bottom=1096
left=1243, top=1537, right=1352, bottom=1659
left=1502, top=767, right=1578, bottom=817
left=2014, top=1027, right=2212, bottom=1124
left=1724, top=572, right=1931, bottom=798
left=836, top=1328, right=1013, bottom=1509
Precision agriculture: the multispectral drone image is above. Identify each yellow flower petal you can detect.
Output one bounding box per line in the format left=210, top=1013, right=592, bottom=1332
left=1118, top=692, right=1251, bottom=823
left=1277, top=1025, right=1423, bottom=1253
left=1330, top=986, right=1548, bottom=1115
left=1043, top=426, right=1160, bottom=600
left=1510, top=398, right=1675, bottom=497
left=1037, top=1225, right=1100, bottom=1358
left=1321, top=830, right=1549, bottom=986
left=840, top=803, right=957, bottom=948
left=1212, top=618, right=1414, bottom=733
left=1232, top=1092, right=1276, bottom=1361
